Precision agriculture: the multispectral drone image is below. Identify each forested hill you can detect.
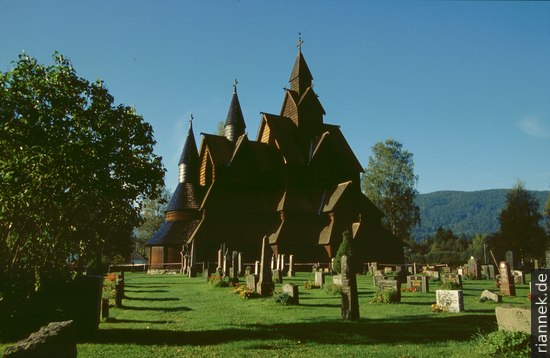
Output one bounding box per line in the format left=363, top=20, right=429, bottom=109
left=413, top=189, right=549, bottom=241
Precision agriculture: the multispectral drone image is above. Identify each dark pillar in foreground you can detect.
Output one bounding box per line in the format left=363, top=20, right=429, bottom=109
left=341, top=255, right=359, bottom=321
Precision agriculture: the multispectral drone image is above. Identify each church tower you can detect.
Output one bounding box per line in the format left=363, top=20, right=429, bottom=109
left=224, top=80, right=246, bottom=142
left=178, top=115, right=199, bottom=184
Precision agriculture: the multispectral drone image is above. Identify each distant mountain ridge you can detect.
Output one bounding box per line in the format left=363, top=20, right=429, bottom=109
left=413, top=189, right=549, bottom=241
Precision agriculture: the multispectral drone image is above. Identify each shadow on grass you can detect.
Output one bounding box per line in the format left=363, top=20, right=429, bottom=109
left=299, top=303, right=340, bottom=308
left=105, top=318, right=176, bottom=324
left=124, top=296, right=180, bottom=302
left=125, top=284, right=170, bottom=288
left=124, top=289, right=169, bottom=293
left=118, top=305, right=192, bottom=312
left=82, top=314, right=495, bottom=346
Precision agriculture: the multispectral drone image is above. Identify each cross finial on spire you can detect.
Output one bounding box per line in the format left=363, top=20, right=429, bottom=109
left=233, top=79, right=238, bottom=94
left=297, top=32, right=303, bottom=52
left=189, top=114, right=193, bottom=128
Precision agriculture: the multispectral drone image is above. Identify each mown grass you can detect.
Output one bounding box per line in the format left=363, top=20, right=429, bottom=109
left=2, top=272, right=532, bottom=357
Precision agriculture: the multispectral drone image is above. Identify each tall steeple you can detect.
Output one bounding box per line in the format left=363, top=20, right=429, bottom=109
left=289, top=34, right=313, bottom=96
left=224, top=79, right=246, bottom=142
left=178, top=115, right=199, bottom=184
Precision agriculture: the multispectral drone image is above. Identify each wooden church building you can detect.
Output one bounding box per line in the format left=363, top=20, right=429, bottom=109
left=147, top=43, right=403, bottom=268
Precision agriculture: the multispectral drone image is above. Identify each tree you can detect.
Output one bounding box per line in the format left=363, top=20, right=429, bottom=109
left=545, top=192, right=550, bottom=238
left=361, top=139, right=420, bottom=246
left=0, top=53, right=165, bottom=303
left=487, top=181, right=548, bottom=267
left=424, top=227, right=469, bottom=266
left=333, top=230, right=355, bottom=274
left=134, top=186, right=171, bottom=257
left=216, top=121, right=225, bottom=136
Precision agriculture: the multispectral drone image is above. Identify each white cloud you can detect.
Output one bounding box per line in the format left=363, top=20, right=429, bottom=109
left=518, top=117, right=550, bottom=138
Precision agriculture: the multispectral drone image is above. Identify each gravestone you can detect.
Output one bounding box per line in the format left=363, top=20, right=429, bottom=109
left=534, top=259, right=539, bottom=270
left=257, top=236, right=273, bottom=296
left=384, top=267, right=393, bottom=275
left=443, top=273, right=463, bottom=288
left=505, top=250, right=514, bottom=270
left=499, top=261, right=516, bottom=296
left=217, top=249, right=223, bottom=271
left=282, top=283, right=299, bottom=304
left=315, top=271, right=325, bottom=288
left=467, top=257, right=481, bottom=280
left=332, top=275, right=342, bottom=286
left=280, top=254, right=286, bottom=274
left=407, top=275, right=429, bottom=293
left=3, top=321, right=77, bottom=358
left=373, top=274, right=386, bottom=287
left=246, top=274, right=258, bottom=292
left=203, top=268, right=210, bottom=281
left=272, top=269, right=283, bottom=283
left=244, top=266, right=251, bottom=276
left=546, top=249, right=550, bottom=268
left=370, top=262, right=378, bottom=275
left=481, top=265, right=488, bottom=279
left=436, top=290, right=464, bottom=312
left=376, top=279, right=401, bottom=302
left=487, top=264, right=495, bottom=280
left=441, top=266, right=451, bottom=274
left=288, top=255, right=295, bottom=277
left=237, top=252, right=243, bottom=276
left=231, top=251, right=239, bottom=283
left=511, top=270, right=524, bottom=285
left=340, top=255, right=359, bottom=320
left=480, top=289, right=502, bottom=303
left=270, top=255, right=275, bottom=270
left=495, top=306, right=531, bottom=333
left=223, top=253, right=230, bottom=278
left=254, top=260, right=260, bottom=275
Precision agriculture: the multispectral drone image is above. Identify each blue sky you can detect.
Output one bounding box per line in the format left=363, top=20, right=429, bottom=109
left=1, top=1, right=549, bottom=194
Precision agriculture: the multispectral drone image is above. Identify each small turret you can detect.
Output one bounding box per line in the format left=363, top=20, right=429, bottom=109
left=178, top=115, right=199, bottom=183
left=224, top=79, right=246, bottom=142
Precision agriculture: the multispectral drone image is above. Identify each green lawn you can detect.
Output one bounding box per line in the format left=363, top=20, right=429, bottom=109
left=3, top=272, right=532, bottom=357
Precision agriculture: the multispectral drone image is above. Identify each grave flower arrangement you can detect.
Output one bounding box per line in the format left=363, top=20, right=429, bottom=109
left=103, top=273, right=117, bottom=299
left=431, top=303, right=447, bottom=313
left=303, top=281, right=320, bottom=290
left=208, top=274, right=230, bottom=288
left=401, top=287, right=417, bottom=293
left=232, top=283, right=257, bottom=299
left=371, top=288, right=400, bottom=303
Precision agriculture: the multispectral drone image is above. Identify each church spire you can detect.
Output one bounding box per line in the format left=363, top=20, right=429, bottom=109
left=224, top=79, right=246, bottom=142
left=289, top=34, right=313, bottom=96
left=178, top=115, right=199, bottom=183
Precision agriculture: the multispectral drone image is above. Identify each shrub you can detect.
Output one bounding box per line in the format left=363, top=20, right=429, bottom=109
left=333, top=230, right=354, bottom=274
left=103, top=273, right=118, bottom=299
left=208, top=275, right=230, bottom=288
left=303, top=281, right=320, bottom=290
left=274, top=292, right=297, bottom=305
left=473, top=330, right=530, bottom=357
left=371, top=288, right=400, bottom=303
left=437, top=281, right=461, bottom=290
left=324, top=284, right=342, bottom=295
left=431, top=303, right=447, bottom=313
left=232, top=284, right=257, bottom=299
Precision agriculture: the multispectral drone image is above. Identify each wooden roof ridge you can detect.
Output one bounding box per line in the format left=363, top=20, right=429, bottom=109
left=199, top=133, right=234, bottom=166
left=298, top=86, right=326, bottom=115
left=229, top=133, right=250, bottom=165
left=318, top=123, right=364, bottom=173
left=262, top=113, right=304, bottom=164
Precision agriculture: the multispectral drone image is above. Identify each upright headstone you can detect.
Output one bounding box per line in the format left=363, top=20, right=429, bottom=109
left=280, top=254, right=286, bottom=274
left=217, top=249, right=223, bottom=271
left=340, top=255, right=359, bottom=320
left=436, top=290, right=464, bottom=312
left=270, top=255, right=275, bottom=271
left=254, top=260, right=260, bottom=275
left=246, top=274, right=258, bottom=292
left=371, top=262, right=378, bottom=275
left=203, top=267, right=210, bottom=281
left=467, top=257, right=481, bottom=280
left=407, top=275, right=429, bottom=293
left=487, top=264, right=495, bottom=280
left=512, top=270, right=524, bottom=285
left=231, top=251, right=239, bottom=283
left=373, top=274, right=386, bottom=287
left=237, top=252, right=243, bottom=276
left=505, top=250, right=514, bottom=271
left=223, top=253, right=230, bottom=278
left=281, top=283, right=299, bottom=304
left=315, top=271, right=325, bottom=288
left=499, top=261, right=516, bottom=296
left=287, top=255, right=295, bottom=277
left=534, top=259, right=539, bottom=270
left=443, top=273, right=463, bottom=288
left=257, top=237, right=273, bottom=296
left=272, top=269, right=283, bottom=283
left=376, top=279, right=401, bottom=302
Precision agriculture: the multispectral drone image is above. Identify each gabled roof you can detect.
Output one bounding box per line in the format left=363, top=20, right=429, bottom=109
left=165, top=182, right=203, bottom=212
left=298, top=86, right=325, bottom=115
left=146, top=219, right=200, bottom=246
left=179, top=121, right=199, bottom=166
left=200, top=134, right=234, bottom=166
left=262, top=113, right=304, bottom=164
left=276, top=189, right=317, bottom=213
left=321, top=181, right=353, bottom=212
left=224, top=92, right=246, bottom=131
left=310, top=124, right=363, bottom=172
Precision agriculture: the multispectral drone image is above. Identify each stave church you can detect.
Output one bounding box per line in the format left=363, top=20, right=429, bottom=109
left=147, top=41, right=404, bottom=268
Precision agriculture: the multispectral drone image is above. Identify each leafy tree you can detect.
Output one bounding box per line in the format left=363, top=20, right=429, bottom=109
left=487, top=181, right=548, bottom=267
left=216, top=120, right=225, bottom=136
left=134, top=186, right=171, bottom=257
left=545, top=192, right=550, bottom=237
left=0, top=53, right=165, bottom=303
left=424, top=227, right=469, bottom=266
left=333, top=230, right=354, bottom=274
left=362, top=139, right=420, bottom=246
